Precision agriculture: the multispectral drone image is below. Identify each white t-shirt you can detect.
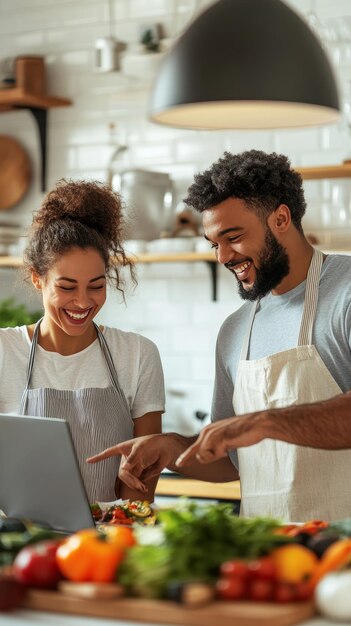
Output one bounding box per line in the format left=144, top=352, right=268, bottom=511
left=0, top=325, right=165, bottom=418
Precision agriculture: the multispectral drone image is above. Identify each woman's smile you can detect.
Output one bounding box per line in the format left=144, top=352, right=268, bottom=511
left=63, top=307, right=94, bottom=324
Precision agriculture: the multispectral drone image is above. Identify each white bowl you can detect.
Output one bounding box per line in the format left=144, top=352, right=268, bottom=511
left=194, top=237, right=213, bottom=252
left=146, top=238, right=195, bottom=253
left=125, top=240, right=147, bottom=254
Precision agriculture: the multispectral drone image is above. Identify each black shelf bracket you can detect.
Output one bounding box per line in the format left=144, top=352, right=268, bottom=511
left=15, top=105, right=48, bottom=192
left=14, top=106, right=48, bottom=192
left=205, top=260, right=218, bottom=301
left=28, top=107, right=47, bottom=192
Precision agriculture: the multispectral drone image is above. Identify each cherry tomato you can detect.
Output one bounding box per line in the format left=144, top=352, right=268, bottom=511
left=13, top=540, right=62, bottom=589
left=220, top=560, right=250, bottom=580
left=273, top=581, right=297, bottom=603
left=294, top=581, right=313, bottom=602
left=248, top=578, right=275, bottom=602
left=248, top=556, right=277, bottom=581
left=216, top=576, right=246, bottom=600
left=0, top=574, right=26, bottom=611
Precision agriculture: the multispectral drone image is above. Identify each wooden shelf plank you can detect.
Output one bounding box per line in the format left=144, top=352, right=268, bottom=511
left=156, top=477, right=241, bottom=500
left=297, top=162, right=351, bottom=180
left=0, top=252, right=217, bottom=268
left=0, top=87, right=71, bottom=109
left=0, top=256, right=23, bottom=268
left=134, top=251, right=216, bottom=263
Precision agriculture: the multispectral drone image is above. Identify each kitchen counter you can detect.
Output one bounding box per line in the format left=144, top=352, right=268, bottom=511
left=155, top=475, right=241, bottom=501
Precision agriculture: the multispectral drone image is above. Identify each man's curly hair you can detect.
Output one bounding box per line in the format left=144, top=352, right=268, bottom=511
left=184, top=150, right=306, bottom=233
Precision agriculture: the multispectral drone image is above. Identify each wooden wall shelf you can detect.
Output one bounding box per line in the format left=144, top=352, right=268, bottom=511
left=134, top=251, right=215, bottom=263
left=0, top=256, right=23, bottom=268
left=0, top=252, right=219, bottom=300
left=0, top=88, right=71, bottom=110
left=297, top=162, right=351, bottom=180
left=0, top=252, right=216, bottom=268
left=0, top=57, right=72, bottom=191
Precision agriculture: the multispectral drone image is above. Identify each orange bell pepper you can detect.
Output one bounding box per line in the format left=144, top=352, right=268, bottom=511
left=309, top=538, right=351, bottom=590
left=56, top=526, right=135, bottom=583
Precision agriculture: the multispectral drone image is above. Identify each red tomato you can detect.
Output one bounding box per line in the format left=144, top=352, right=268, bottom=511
left=220, top=560, right=250, bottom=580
left=216, top=576, right=247, bottom=600
left=13, top=540, right=62, bottom=589
left=273, top=581, right=297, bottom=603
left=294, top=581, right=313, bottom=602
left=0, top=574, right=26, bottom=611
left=248, top=578, right=275, bottom=602
left=248, top=556, right=277, bottom=581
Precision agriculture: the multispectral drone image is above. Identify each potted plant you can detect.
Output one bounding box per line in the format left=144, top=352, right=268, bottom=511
left=0, top=298, right=42, bottom=327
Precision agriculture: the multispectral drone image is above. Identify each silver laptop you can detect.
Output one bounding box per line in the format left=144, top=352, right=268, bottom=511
left=0, top=413, right=95, bottom=533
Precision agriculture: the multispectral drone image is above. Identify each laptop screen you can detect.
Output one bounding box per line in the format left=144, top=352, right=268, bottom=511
left=0, top=413, right=95, bottom=533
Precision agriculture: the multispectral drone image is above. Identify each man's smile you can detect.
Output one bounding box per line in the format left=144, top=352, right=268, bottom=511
left=226, top=259, right=253, bottom=282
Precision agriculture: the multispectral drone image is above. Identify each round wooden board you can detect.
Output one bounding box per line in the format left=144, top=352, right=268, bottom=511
left=0, top=135, right=31, bottom=210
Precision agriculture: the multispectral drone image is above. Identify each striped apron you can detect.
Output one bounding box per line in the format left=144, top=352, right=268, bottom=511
left=19, top=321, right=133, bottom=503
left=233, top=248, right=351, bottom=521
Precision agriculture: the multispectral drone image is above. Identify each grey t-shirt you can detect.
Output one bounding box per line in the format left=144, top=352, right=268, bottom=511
left=212, top=254, right=351, bottom=465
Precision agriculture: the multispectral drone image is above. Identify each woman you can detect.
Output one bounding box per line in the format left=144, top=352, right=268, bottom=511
left=0, top=179, right=165, bottom=504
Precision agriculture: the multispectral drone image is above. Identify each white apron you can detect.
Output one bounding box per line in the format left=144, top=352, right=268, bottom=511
left=19, top=320, right=134, bottom=503
left=233, top=248, right=351, bottom=522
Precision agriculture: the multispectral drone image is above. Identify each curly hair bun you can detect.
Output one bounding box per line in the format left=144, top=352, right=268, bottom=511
left=24, top=178, right=136, bottom=298
left=34, top=179, right=124, bottom=245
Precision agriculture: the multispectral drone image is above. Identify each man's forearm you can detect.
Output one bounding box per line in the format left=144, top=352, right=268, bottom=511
left=166, top=432, right=239, bottom=481
left=263, top=391, right=351, bottom=449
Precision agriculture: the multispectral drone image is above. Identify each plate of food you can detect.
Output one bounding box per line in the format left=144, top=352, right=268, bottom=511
left=91, top=500, right=157, bottom=526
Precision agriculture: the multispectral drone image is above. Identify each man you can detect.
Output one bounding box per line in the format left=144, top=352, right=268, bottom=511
left=89, top=150, right=351, bottom=522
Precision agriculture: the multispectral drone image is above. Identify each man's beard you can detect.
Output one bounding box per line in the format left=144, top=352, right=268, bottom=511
left=230, top=229, right=290, bottom=301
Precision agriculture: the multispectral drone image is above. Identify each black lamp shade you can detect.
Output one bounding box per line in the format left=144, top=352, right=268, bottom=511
left=149, top=0, right=340, bottom=129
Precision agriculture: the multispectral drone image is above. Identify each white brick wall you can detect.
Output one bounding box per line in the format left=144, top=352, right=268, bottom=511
left=1, top=0, right=351, bottom=432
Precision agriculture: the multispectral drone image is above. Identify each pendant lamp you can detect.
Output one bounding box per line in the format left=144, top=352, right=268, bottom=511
left=149, top=0, right=340, bottom=129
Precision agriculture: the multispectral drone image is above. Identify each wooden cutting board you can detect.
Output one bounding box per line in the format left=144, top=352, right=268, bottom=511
left=22, top=590, right=315, bottom=626
left=0, top=135, right=31, bottom=210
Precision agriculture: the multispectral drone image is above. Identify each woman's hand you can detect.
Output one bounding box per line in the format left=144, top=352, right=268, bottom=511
left=87, top=433, right=182, bottom=492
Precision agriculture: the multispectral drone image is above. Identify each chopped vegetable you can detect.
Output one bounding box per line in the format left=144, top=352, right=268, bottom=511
left=118, top=544, right=172, bottom=598
left=92, top=500, right=156, bottom=526
left=118, top=500, right=293, bottom=599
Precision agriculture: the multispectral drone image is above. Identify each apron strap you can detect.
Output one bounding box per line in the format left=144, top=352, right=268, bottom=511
left=94, top=324, right=130, bottom=410
left=26, top=317, right=42, bottom=383
left=19, top=317, right=43, bottom=414
left=298, top=248, right=323, bottom=346
left=240, top=300, right=260, bottom=361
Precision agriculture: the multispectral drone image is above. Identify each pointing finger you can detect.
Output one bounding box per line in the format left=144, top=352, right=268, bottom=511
left=87, top=442, right=129, bottom=463
left=175, top=442, right=201, bottom=467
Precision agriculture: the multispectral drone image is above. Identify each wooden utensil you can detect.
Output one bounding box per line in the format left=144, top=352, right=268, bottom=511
left=0, top=135, right=31, bottom=210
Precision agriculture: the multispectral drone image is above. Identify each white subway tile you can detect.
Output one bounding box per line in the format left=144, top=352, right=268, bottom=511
left=161, top=356, right=193, bottom=381
left=171, top=326, right=214, bottom=354
left=190, top=355, right=216, bottom=381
